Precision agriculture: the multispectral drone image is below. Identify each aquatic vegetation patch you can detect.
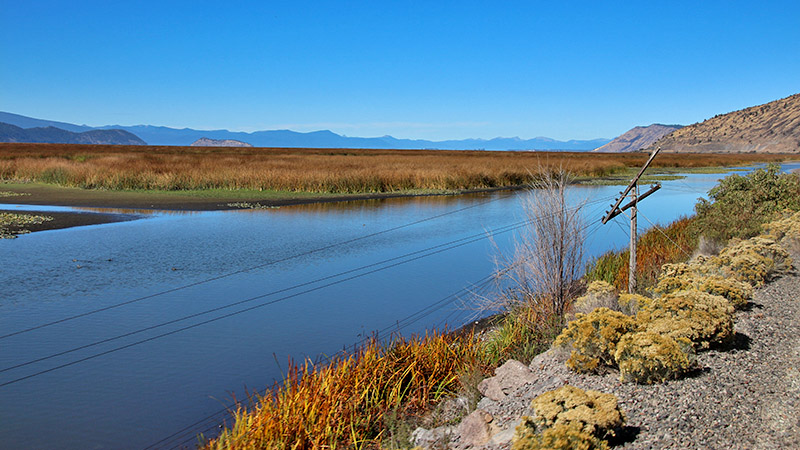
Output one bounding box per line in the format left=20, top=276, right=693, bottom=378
left=0, top=191, right=30, bottom=197
left=1, top=142, right=796, bottom=194
left=226, top=202, right=280, bottom=209
left=0, top=212, right=53, bottom=239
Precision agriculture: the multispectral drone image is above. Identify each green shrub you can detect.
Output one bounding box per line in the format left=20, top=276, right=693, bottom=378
left=513, top=421, right=609, bottom=450
left=637, top=289, right=734, bottom=349
left=529, top=385, right=625, bottom=440
left=694, top=164, right=800, bottom=242
left=614, top=332, right=695, bottom=384
left=553, top=308, right=638, bottom=373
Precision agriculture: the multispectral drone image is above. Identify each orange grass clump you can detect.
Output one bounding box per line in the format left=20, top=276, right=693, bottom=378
left=202, top=330, right=482, bottom=450
left=2, top=143, right=798, bottom=194
left=586, top=217, right=699, bottom=292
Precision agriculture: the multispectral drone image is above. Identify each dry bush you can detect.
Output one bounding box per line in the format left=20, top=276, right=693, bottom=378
left=493, top=168, right=586, bottom=317
left=528, top=385, right=625, bottom=440
left=636, top=289, right=734, bottom=349
left=614, top=332, right=696, bottom=384
left=553, top=308, right=638, bottom=373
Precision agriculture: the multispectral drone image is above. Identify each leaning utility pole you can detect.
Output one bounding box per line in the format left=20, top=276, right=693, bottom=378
left=601, top=147, right=662, bottom=293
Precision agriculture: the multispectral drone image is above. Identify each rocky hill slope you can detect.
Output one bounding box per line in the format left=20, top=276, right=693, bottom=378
left=647, top=93, right=800, bottom=153
left=592, top=124, right=683, bottom=153
left=0, top=122, right=146, bottom=145
left=190, top=137, right=252, bottom=147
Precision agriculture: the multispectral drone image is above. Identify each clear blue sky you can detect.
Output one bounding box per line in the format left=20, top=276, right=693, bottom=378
left=1, top=1, right=798, bottom=141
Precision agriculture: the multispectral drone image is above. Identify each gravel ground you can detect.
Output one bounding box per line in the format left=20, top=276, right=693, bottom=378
left=468, top=263, right=800, bottom=450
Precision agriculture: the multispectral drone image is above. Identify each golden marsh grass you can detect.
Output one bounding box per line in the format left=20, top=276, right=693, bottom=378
left=2, top=143, right=798, bottom=194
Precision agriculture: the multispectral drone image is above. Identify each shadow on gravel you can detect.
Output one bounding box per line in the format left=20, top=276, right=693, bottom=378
left=683, top=366, right=712, bottom=379
left=741, top=302, right=764, bottom=312
left=608, top=426, right=640, bottom=447
left=727, top=332, right=752, bottom=351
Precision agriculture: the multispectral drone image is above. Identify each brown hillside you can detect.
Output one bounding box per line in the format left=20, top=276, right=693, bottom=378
left=647, top=93, right=800, bottom=153
left=593, top=124, right=683, bottom=153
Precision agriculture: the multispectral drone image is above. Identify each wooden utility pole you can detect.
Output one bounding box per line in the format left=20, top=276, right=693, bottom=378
left=601, top=147, right=661, bottom=293
left=628, top=184, right=638, bottom=293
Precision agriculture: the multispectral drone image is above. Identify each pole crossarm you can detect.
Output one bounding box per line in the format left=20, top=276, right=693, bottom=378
left=603, top=183, right=661, bottom=222
left=601, top=147, right=661, bottom=224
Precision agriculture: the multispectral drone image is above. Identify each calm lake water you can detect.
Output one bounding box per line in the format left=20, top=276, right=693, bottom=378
left=1, top=164, right=794, bottom=449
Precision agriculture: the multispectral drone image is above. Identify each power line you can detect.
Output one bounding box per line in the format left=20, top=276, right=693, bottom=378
left=145, top=271, right=502, bottom=450
left=0, top=195, right=510, bottom=341
left=637, top=210, right=692, bottom=257
left=2, top=194, right=617, bottom=384
left=3, top=201, right=612, bottom=388
left=146, top=199, right=613, bottom=449
left=0, top=217, right=531, bottom=376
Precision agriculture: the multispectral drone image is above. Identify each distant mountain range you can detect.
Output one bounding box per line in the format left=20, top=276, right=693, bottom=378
left=592, top=124, right=683, bottom=153
left=0, top=112, right=609, bottom=150
left=647, top=93, right=800, bottom=153
left=0, top=122, right=146, bottom=145
left=191, top=137, right=252, bottom=147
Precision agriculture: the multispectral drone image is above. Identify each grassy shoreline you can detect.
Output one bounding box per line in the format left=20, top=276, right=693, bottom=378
left=2, top=143, right=799, bottom=200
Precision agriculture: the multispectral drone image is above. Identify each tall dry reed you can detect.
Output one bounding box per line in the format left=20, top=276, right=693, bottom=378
left=203, top=331, right=482, bottom=450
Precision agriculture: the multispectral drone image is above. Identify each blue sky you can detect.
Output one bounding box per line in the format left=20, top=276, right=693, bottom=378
left=1, top=1, right=798, bottom=140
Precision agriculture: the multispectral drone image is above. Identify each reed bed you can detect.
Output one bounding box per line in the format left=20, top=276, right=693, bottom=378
left=2, top=143, right=797, bottom=194
left=203, top=331, right=483, bottom=450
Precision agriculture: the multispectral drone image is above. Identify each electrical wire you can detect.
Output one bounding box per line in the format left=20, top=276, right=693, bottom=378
left=145, top=199, right=614, bottom=449
left=1, top=196, right=615, bottom=389
left=0, top=195, right=511, bottom=341
left=637, top=210, right=692, bottom=257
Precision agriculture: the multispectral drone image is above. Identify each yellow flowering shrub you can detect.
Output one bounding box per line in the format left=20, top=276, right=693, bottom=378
left=553, top=308, right=638, bottom=373
left=717, top=235, right=792, bottom=286
left=573, top=281, right=619, bottom=315
left=614, top=332, right=695, bottom=384
left=617, top=293, right=652, bottom=315
left=529, top=385, right=625, bottom=440
left=636, top=289, right=734, bottom=349
left=513, top=421, right=609, bottom=450
left=655, top=273, right=752, bottom=309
